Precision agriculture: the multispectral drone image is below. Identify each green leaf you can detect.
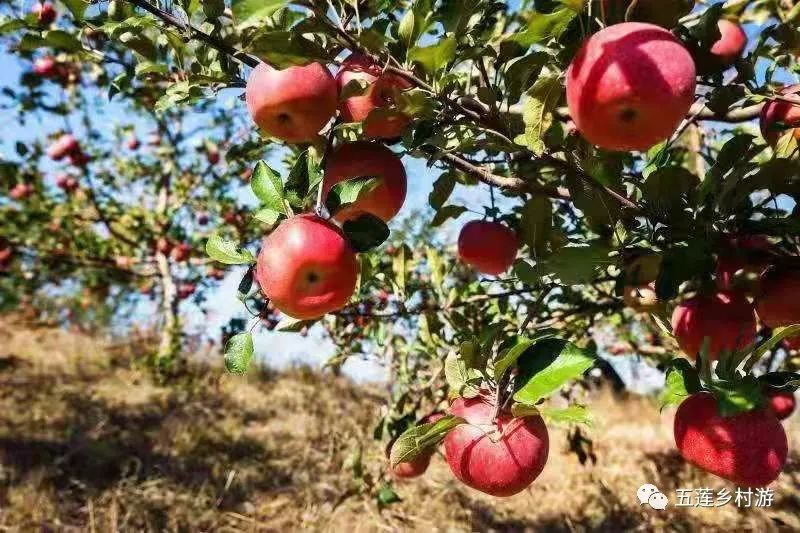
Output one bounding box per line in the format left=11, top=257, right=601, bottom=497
left=232, top=0, right=287, bottom=27
left=342, top=214, right=390, bottom=252
left=513, top=75, right=561, bottom=155
left=519, top=196, right=552, bottom=257
left=660, top=358, right=702, bottom=408
left=444, top=350, right=482, bottom=399
left=392, top=244, right=411, bottom=300
left=505, top=52, right=548, bottom=104
left=223, top=332, right=254, bottom=374
left=429, top=172, right=455, bottom=210
left=206, top=234, right=256, bottom=265
left=252, top=207, right=282, bottom=226
left=43, top=30, right=82, bottom=52
left=376, top=485, right=401, bottom=506
left=730, top=324, right=800, bottom=374
left=325, top=176, right=382, bottom=215
left=248, top=31, right=329, bottom=67
left=0, top=19, right=25, bottom=35
left=389, top=415, right=463, bottom=467
left=493, top=337, right=537, bottom=381
left=654, top=241, right=713, bottom=300
left=251, top=161, right=287, bottom=214
left=641, top=167, right=698, bottom=219
left=397, top=9, right=416, bottom=46
left=408, top=35, right=456, bottom=74
left=275, top=316, right=316, bottom=332
left=538, top=243, right=612, bottom=285
left=62, top=0, right=88, bottom=20
left=536, top=405, right=592, bottom=426
left=509, top=8, right=576, bottom=46
left=514, top=339, right=595, bottom=404
left=431, top=205, right=466, bottom=227
left=709, top=375, right=763, bottom=417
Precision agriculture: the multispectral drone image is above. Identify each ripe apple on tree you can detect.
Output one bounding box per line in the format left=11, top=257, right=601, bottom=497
left=674, top=392, right=787, bottom=486
left=457, top=220, right=519, bottom=276
left=709, top=19, right=747, bottom=67
left=32, top=2, right=56, bottom=25
left=336, top=54, right=413, bottom=140
left=444, top=397, right=549, bottom=497
left=390, top=413, right=445, bottom=479
left=671, top=291, right=757, bottom=360
left=760, top=84, right=800, bottom=145
left=47, top=133, right=80, bottom=161
left=323, top=142, right=407, bottom=223
left=756, top=267, right=800, bottom=328
left=566, top=23, right=696, bottom=152
left=245, top=62, right=338, bottom=144
left=766, top=390, right=796, bottom=421
left=255, top=214, right=358, bottom=320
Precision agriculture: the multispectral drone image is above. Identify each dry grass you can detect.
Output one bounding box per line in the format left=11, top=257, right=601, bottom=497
left=0, top=318, right=798, bottom=531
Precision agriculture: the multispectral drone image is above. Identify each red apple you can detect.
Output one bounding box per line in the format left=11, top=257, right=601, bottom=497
left=255, top=214, right=358, bottom=320
left=32, top=56, right=57, bottom=77
left=147, top=133, right=161, bottom=146
left=197, top=212, right=209, bottom=225
left=785, top=336, right=800, bottom=352
left=671, top=291, right=757, bottom=360
left=32, top=2, right=56, bottom=25
left=760, top=84, right=800, bottom=145
left=323, top=142, right=407, bottom=223
left=444, top=397, right=549, bottom=497
left=336, top=54, right=413, bottom=140
left=55, top=174, right=78, bottom=193
left=766, top=391, right=796, bottom=421
left=178, top=282, right=196, bottom=300
left=126, top=135, right=140, bottom=150
left=68, top=151, right=90, bottom=167
left=566, top=22, right=696, bottom=151
left=170, top=242, right=191, bottom=263
left=0, top=243, right=12, bottom=267
left=715, top=234, right=773, bottom=291
left=207, top=267, right=225, bottom=281
left=245, top=62, right=337, bottom=143
left=756, top=268, right=800, bottom=328
left=710, top=19, right=747, bottom=66
left=9, top=183, right=33, bottom=200
left=458, top=220, right=519, bottom=276
left=155, top=237, right=173, bottom=255
left=674, top=392, right=787, bottom=486
left=47, top=133, right=79, bottom=161
left=391, top=412, right=445, bottom=479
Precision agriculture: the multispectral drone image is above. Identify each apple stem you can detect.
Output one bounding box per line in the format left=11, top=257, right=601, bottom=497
left=624, top=0, right=640, bottom=22
left=314, top=117, right=341, bottom=216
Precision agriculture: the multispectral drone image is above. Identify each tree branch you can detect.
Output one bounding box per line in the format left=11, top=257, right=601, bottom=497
left=124, top=0, right=259, bottom=67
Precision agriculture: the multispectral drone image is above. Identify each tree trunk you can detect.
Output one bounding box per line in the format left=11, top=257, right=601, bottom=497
left=156, top=250, right=180, bottom=362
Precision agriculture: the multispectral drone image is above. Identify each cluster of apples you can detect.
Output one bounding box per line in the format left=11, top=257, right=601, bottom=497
left=390, top=396, right=549, bottom=497
left=155, top=238, right=192, bottom=263
left=245, top=55, right=413, bottom=320
left=47, top=133, right=89, bottom=167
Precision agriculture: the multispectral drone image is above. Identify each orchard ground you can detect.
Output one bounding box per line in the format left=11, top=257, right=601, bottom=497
left=1, top=316, right=799, bottom=531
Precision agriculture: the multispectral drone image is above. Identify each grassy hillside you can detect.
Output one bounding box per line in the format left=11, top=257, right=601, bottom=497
left=0, top=318, right=798, bottom=531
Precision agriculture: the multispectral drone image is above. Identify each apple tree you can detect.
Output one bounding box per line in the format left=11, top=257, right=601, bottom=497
left=4, top=0, right=800, bottom=497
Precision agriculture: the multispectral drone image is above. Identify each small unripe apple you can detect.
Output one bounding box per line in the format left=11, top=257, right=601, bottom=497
left=709, top=19, right=747, bottom=67
left=766, top=391, right=796, bottom=421
left=245, top=62, right=338, bottom=143
left=170, top=242, right=191, bottom=263
left=444, top=397, right=549, bottom=497
left=47, top=133, right=79, bottom=161
left=566, top=22, right=696, bottom=151
left=336, top=54, right=413, bottom=140
left=756, top=267, right=800, bottom=328
left=323, top=142, right=407, bottom=223
left=760, top=84, right=800, bottom=145
left=32, top=56, right=57, bottom=77
left=671, top=291, right=757, bottom=360
left=458, top=220, right=519, bottom=276
left=255, top=214, right=358, bottom=320
left=32, top=2, right=56, bottom=25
